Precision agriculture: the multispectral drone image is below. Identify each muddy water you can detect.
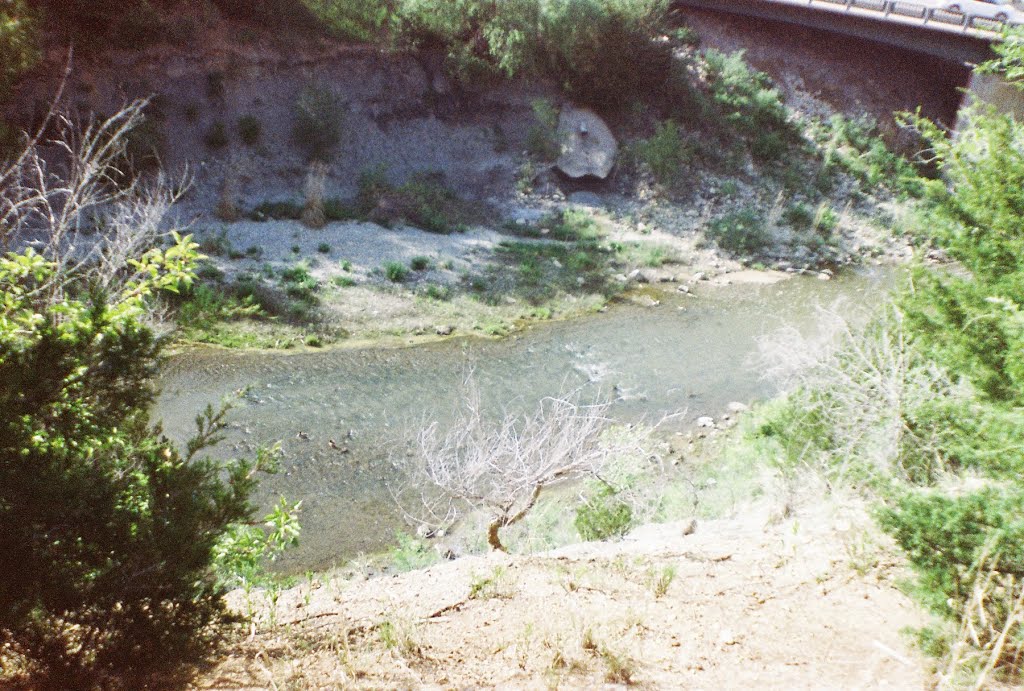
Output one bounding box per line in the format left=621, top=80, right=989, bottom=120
left=156, top=269, right=894, bottom=572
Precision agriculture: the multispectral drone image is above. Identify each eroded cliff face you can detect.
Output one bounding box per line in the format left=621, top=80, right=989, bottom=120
left=8, top=39, right=551, bottom=214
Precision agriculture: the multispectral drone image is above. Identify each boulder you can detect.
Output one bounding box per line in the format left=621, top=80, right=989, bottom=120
left=556, top=107, right=618, bottom=179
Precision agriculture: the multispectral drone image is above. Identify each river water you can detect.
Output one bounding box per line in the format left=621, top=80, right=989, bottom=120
left=155, top=269, right=894, bottom=572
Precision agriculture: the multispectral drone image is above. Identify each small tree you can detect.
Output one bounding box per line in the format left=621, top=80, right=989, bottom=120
left=0, top=99, right=299, bottom=686
left=391, top=383, right=617, bottom=552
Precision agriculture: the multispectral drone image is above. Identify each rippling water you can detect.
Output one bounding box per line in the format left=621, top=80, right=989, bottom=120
left=155, top=269, right=895, bottom=571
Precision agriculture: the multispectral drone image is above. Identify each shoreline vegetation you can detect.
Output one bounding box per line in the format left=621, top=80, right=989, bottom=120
left=3, top=0, right=1022, bottom=688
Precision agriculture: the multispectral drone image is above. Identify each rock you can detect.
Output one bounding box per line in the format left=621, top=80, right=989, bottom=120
left=677, top=284, right=690, bottom=294
left=681, top=518, right=697, bottom=536
left=817, top=272, right=832, bottom=281
left=726, top=401, right=749, bottom=414
left=613, top=273, right=629, bottom=283
left=690, top=272, right=706, bottom=283
left=628, top=269, right=649, bottom=284
left=555, top=107, right=618, bottom=179
left=697, top=416, right=715, bottom=428
left=435, top=325, right=455, bottom=336
left=568, top=191, right=603, bottom=207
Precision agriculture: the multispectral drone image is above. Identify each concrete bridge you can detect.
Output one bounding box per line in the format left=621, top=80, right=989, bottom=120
left=674, top=0, right=1012, bottom=63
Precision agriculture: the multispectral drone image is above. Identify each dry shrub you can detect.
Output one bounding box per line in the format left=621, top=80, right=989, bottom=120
left=389, top=378, right=621, bottom=552
left=940, top=548, right=1024, bottom=690
left=301, top=161, right=328, bottom=229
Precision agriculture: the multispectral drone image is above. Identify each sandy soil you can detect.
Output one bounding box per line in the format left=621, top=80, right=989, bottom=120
left=197, top=499, right=928, bottom=690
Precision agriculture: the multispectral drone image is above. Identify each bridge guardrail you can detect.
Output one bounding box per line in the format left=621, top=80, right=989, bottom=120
left=785, top=0, right=1024, bottom=34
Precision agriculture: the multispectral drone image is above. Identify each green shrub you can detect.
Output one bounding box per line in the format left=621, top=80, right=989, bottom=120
left=526, top=98, right=561, bottom=160
left=0, top=244, right=297, bottom=684
left=383, top=261, right=409, bottom=282
left=423, top=283, right=451, bottom=300
left=304, top=0, right=390, bottom=42
left=706, top=209, right=771, bottom=256
left=783, top=202, right=814, bottom=230
left=317, top=242, right=331, bottom=254
left=410, top=255, right=431, bottom=271
left=880, top=488, right=1024, bottom=620
left=0, top=0, right=40, bottom=97
left=203, top=120, right=229, bottom=149
left=389, top=532, right=440, bottom=572
left=238, top=115, right=261, bottom=146
left=279, top=263, right=319, bottom=301
left=390, top=0, right=671, bottom=111
left=249, top=200, right=304, bottom=221
left=116, top=115, right=164, bottom=180
left=703, top=49, right=798, bottom=161
left=293, top=83, right=345, bottom=162
left=633, top=119, right=691, bottom=185
left=575, top=485, right=634, bottom=541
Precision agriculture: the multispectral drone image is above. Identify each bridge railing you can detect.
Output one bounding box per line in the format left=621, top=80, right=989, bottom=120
left=798, top=0, right=1024, bottom=33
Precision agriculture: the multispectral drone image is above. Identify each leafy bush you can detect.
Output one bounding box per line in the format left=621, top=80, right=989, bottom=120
left=0, top=244, right=297, bottom=684
left=279, top=262, right=319, bottom=301
left=880, top=488, right=1024, bottom=621
left=814, top=114, right=924, bottom=197
left=250, top=200, right=304, bottom=221
left=305, top=0, right=391, bottom=42
left=410, top=255, right=430, bottom=271
left=292, top=83, right=345, bottom=162
left=358, top=169, right=470, bottom=233
left=703, top=49, right=799, bottom=161
left=238, top=115, right=262, bottom=145
left=0, top=0, right=40, bottom=97
left=389, top=0, right=671, bottom=111
left=632, top=119, right=691, bottom=185
left=575, top=485, right=634, bottom=541
left=525, top=98, right=561, bottom=161
left=706, top=208, right=771, bottom=256
left=383, top=261, right=409, bottom=282
left=204, top=120, right=229, bottom=149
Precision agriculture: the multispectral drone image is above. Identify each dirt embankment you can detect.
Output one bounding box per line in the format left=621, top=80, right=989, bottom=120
left=676, top=8, right=972, bottom=134
left=198, top=501, right=927, bottom=689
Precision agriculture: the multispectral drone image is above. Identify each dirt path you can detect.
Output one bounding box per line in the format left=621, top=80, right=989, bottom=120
left=198, top=502, right=927, bottom=689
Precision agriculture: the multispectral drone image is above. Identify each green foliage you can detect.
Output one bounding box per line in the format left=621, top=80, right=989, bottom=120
left=0, top=241, right=297, bottom=683
left=304, top=0, right=391, bottom=42
left=279, top=262, right=319, bottom=301
left=880, top=488, right=1024, bottom=621
left=0, top=0, right=40, bottom=97
left=358, top=169, right=471, bottom=233
left=389, top=0, right=671, bottom=110
left=525, top=98, right=561, bottom=161
left=902, top=107, right=1024, bottom=405
left=705, top=208, right=771, bottom=256
left=410, top=255, right=430, bottom=271
left=204, top=120, right=229, bottom=149
left=293, top=83, right=345, bottom=162
left=813, top=114, right=923, bottom=196
left=383, top=261, right=409, bottom=282
left=250, top=200, right=304, bottom=221
left=632, top=119, right=691, bottom=185
left=389, top=532, right=440, bottom=572
left=575, top=485, right=634, bottom=541
left=238, top=115, right=262, bottom=146
left=703, top=49, right=798, bottom=161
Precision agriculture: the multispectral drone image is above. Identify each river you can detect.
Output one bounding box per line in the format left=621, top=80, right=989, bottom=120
left=155, top=269, right=894, bottom=572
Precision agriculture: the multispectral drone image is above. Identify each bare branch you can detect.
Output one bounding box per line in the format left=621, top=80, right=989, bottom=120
left=388, top=382, right=618, bottom=552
